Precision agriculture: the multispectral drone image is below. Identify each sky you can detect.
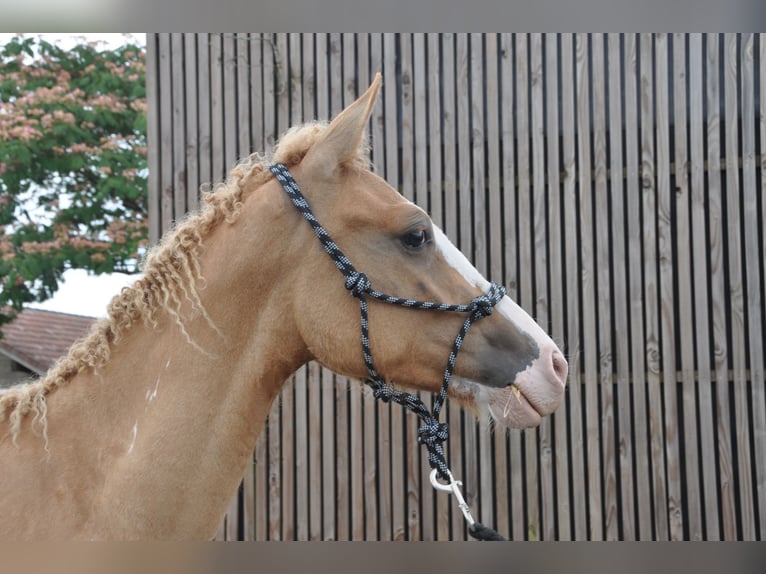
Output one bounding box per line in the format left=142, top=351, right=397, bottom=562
left=28, top=269, right=139, bottom=318
left=3, top=33, right=146, bottom=318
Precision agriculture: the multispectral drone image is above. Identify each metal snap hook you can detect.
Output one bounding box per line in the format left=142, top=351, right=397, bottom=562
left=429, top=468, right=475, bottom=527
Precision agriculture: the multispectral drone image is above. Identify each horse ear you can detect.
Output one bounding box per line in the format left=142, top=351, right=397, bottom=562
left=303, top=72, right=381, bottom=177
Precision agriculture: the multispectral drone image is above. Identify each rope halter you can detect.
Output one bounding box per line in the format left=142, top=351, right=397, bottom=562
left=269, top=162, right=507, bottom=540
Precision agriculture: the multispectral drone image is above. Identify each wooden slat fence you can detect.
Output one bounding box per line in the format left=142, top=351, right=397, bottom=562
left=146, top=33, right=765, bottom=540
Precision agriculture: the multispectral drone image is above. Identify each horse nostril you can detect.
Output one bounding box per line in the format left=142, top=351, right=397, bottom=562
left=551, top=350, right=568, bottom=386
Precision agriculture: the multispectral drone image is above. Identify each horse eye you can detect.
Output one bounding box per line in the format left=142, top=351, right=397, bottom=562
left=402, top=229, right=429, bottom=249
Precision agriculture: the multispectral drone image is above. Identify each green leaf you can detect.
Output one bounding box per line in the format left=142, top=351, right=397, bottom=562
left=0, top=34, right=147, bottom=326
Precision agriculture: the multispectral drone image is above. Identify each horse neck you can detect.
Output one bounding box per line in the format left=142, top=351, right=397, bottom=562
left=31, top=184, right=309, bottom=539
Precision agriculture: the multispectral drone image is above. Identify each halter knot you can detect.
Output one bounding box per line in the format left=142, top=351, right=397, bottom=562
left=470, top=283, right=506, bottom=319
left=372, top=384, right=395, bottom=403
left=345, top=271, right=371, bottom=298
left=417, top=420, right=450, bottom=447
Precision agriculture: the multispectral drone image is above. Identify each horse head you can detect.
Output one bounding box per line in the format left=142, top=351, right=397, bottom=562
left=270, top=74, right=567, bottom=430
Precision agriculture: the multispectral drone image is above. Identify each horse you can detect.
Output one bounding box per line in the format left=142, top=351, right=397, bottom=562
left=0, top=74, right=567, bottom=540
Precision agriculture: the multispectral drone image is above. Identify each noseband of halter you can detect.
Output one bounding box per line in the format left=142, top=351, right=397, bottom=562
left=270, top=163, right=507, bottom=540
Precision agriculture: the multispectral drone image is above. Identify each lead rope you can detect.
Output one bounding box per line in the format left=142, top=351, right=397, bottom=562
left=270, top=163, right=507, bottom=541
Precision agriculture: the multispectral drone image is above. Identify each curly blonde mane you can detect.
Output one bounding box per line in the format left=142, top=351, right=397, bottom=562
left=0, top=121, right=370, bottom=445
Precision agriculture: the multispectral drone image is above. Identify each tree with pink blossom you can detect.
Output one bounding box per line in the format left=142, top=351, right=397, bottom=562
left=0, top=35, right=146, bottom=329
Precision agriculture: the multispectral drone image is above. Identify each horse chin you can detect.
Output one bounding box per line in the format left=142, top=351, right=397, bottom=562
left=450, top=377, right=544, bottom=430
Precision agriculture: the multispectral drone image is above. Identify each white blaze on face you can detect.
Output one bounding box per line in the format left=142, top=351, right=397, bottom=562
left=432, top=226, right=490, bottom=290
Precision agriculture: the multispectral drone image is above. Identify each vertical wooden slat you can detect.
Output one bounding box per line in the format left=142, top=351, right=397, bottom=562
left=210, top=34, right=224, bottom=183
left=412, top=33, right=429, bottom=541
left=275, top=33, right=290, bottom=144
left=755, top=33, right=766, bottom=540
left=724, top=34, right=756, bottom=540
left=308, top=368, right=323, bottom=540
left=314, top=34, right=327, bottom=121
left=250, top=34, right=264, bottom=157
left=624, top=32, right=652, bottom=540
left=740, top=32, right=765, bottom=541
left=196, top=34, right=211, bottom=195
left=411, top=34, right=432, bottom=213
left=576, top=33, right=603, bottom=540
left=457, top=32, right=472, bottom=265
left=530, top=33, right=553, bottom=541
left=334, top=368, right=348, bottom=542
left=485, top=33, right=509, bottom=540
left=381, top=33, right=400, bottom=543
left=159, top=34, right=174, bottom=234
left=503, top=29, right=525, bottom=537
left=427, top=33, right=444, bottom=230
left=328, top=33, right=342, bottom=116
left=395, top=34, right=415, bottom=543
left=689, top=33, right=719, bottom=541
left=223, top=33, right=238, bottom=171
left=469, top=33, right=494, bottom=534
left=320, top=366, right=337, bottom=540
left=671, top=33, right=703, bottom=541
left=369, top=33, right=392, bottom=541
left=263, top=34, right=277, bottom=151
left=146, top=34, right=161, bottom=246
left=515, top=32, right=539, bottom=541
left=607, top=32, right=634, bottom=541
left=183, top=34, right=199, bottom=212
left=400, top=34, right=414, bottom=205
left=724, top=33, right=755, bottom=541
left=640, top=33, right=669, bottom=542
left=427, top=33, right=450, bottom=541
left=545, top=33, right=570, bottom=542
left=656, top=33, right=684, bottom=540
left=592, top=33, right=618, bottom=541
left=293, top=365, right=308, bottom=541
left=706, top=33, right=737, bottom=541
left=289, top=33, right=303, bottom=122
left=455, top=33, right=477, bottom=542
left=471, top=34, right=488, bottom=276
left=561, top=33, right=587, bottom=541
left=401, top=33, right=425, bottom=542
left=486, top=33, right=502, bottom=327
left=441, top=32, right=465, bottom=541
left=253, top=426, right=267, bottom=541
left=236, top=33, right=252, bottom=159
left=288, top=366, right=309, bottom=540
left=267, top=392, right=281, bottom=540
left=299, top=32, right=314, bottom=127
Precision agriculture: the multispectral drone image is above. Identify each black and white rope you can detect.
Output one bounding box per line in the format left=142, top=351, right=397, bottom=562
left=270, top=162, right=507, bottom=540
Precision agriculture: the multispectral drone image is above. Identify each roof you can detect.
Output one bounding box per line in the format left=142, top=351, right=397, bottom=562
left=0, top=308, right=97, bottom=375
